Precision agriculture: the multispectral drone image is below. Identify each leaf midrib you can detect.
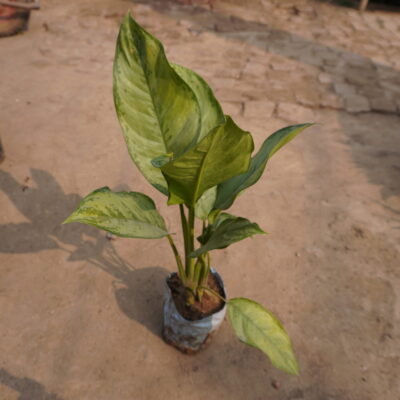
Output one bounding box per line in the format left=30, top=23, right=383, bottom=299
left=191, top=129, right=218, bottom=206
left=131, top=21, right=169, bottom=154
left=73, top=215, right=167, bottom=233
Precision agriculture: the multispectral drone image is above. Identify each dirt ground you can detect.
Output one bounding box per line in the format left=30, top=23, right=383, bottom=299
left=0, top=0, right=399, bottom=399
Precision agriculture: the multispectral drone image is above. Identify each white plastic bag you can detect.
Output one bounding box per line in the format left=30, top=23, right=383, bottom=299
left=162, top=269, right=227, bottom=353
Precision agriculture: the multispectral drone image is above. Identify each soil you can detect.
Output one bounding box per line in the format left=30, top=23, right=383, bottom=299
left=0, top=0, right=399, bottom=399
left=167, top=272, right=225, bottom=320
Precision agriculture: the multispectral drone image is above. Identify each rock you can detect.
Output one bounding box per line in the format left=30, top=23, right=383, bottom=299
left=276, top=102, right=315, bottom=122
left=220, top=101, right=242, bottom=116
left=295, top=90, right=320, bottom=108
left=242, top=61, right=268, bottom=78
left=370, top=97, right=397, bottom=113
left=344, top=95, right=370, bottom=113
left=244, top=99, right=275, bottom=119
left=334, top=83, right=356, bottom=97
left=318, top=73, right=333, bottom=84
left=345, top=66, right=378, bottom=87
left=270, top=62, right=296, bottom=72
left=321, top=94, right=343, bottom=110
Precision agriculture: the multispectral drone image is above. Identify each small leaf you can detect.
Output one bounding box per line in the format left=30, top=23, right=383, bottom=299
left=228, top=298, right=299, bottom=375
left=191, top=213, right=265, bottom=257
left=113, top=14, right=201, bottom=195
left=161, top=116, right=254, bottom=206
left=214, top=123, right=313, bottom=210
left=63, top=187, right=168, bottom=239
left=195, top=186, right=217, bottom=220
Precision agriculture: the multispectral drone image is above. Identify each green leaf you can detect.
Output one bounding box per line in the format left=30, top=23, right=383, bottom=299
left=171, top=63, right=225, bottom=141
left=151, top=153, right=173, bottom=168
left=113, top=13, right=201, bottom=195
left=161, top=116, right=254, bottom=206
left=63, top=187, right=168, bottom=239
left=228, top=298, right=299, bottom=375
left=214, top=123, right=313, bottom=210
left=191, top=213, right=265, bottom=257
left=195, top=186, right=217, bottom=220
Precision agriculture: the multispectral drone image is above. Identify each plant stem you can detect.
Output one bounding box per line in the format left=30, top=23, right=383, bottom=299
left=166, top=234, right=185, bottom=281
left=199, top=252, right=211, bottom=289
left=179, top=204, right=189, bottom=269
left=192, top=257, right=203, bottom=291
left=199, top=286, right=226, bottom=303
left=186, top=207, right=196, bottom=281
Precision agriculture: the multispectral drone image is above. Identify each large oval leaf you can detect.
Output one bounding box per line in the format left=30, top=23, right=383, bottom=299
left=214, top=123, right=313, bottom=210
left=191, top=213, right=265, bottom=257
left=63, top=187, right=168, bottom=239
left=161, top=116, right=254, bottom=206
left=113, top=14, right=201, bottom=195
left=228, top=298, right=299, bottom=375
left=171, top=63, right=225, bottom=141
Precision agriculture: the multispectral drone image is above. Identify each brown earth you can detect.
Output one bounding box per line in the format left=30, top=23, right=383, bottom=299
left=168, top=272, right=225, bottom=320
left=0, top=0, right=399, bottom=399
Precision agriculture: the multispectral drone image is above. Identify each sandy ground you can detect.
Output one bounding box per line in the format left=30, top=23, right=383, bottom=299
left=0, top=0, right=399, bottom=399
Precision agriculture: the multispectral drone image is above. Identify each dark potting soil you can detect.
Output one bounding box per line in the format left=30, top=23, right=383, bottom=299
left=167, top=273, right=225, bottom=321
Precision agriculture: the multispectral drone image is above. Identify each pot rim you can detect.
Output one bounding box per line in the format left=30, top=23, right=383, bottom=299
left=165, top=267, right=227, bottom=322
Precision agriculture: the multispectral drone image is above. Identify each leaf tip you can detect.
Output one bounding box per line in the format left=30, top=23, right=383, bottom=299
left=286, top=359, right=300, bottom=376
left=61, top=215, right=74, bottom=225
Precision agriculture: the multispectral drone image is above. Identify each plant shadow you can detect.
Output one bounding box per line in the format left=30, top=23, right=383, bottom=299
left=0, top=168, right=168, bottom=338
left=0, top=368, right=63, bottom=400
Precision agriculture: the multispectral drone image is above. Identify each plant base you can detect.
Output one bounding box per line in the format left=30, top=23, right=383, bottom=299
left=162, top=269, right=226, bottom=354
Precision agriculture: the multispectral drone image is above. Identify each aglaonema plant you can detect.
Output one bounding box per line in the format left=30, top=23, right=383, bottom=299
left=64, top=13, right=313, bottom=375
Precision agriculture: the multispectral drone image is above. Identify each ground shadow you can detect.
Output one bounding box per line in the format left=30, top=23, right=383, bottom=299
left=138, top=0, right=399, bottom=201
left=0, top=168, right=168, bottom=337
left=112, top=265, right=169, bottom=336
left=318, top=0, right=400, bottom=12
left=0, top=168, right=104, bottom=256
left=0, top=369, right=63, bottom=400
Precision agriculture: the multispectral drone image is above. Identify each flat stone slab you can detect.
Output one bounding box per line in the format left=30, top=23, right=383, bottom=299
left=344, top=94, right=371, bottom=113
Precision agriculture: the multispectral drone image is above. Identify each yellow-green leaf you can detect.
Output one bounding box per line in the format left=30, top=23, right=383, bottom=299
left=171, top=63, right=225, bottom=141
left=63, top=187, right=168, bottom=239
left=161, top=116, right=254, bottom=206
left=228, top=298, right=299, bottom=375
left=113, top=14, right=201, bottom=195
left=215, top=123, right=313, bottom=210
left=191, top=213, right=265, bottom=257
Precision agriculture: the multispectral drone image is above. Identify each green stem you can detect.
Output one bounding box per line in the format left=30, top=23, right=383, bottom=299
left=199, top=253, right=211, bottom=288
left=179, top=204, right=189, bottom=269
left=167, top=234, right=185, bottom=281
left=192, top=257, right=203, bottom=292
left=186, top=207, right=196, bottom=279
left=188, top=207, right=195, bottom=253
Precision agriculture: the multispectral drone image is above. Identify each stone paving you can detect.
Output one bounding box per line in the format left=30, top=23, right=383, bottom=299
left=147, top=0, right=400, bottom=119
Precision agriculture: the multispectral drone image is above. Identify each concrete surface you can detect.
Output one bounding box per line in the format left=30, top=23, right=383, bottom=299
left=0, top=0, right=399, bottom=399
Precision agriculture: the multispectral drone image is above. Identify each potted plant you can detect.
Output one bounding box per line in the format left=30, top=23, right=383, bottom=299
left=64, top=14, right=313, bottom=375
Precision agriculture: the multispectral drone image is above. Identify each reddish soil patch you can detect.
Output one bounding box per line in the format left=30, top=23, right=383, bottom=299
left=167, top=272, right=225, bottom=321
